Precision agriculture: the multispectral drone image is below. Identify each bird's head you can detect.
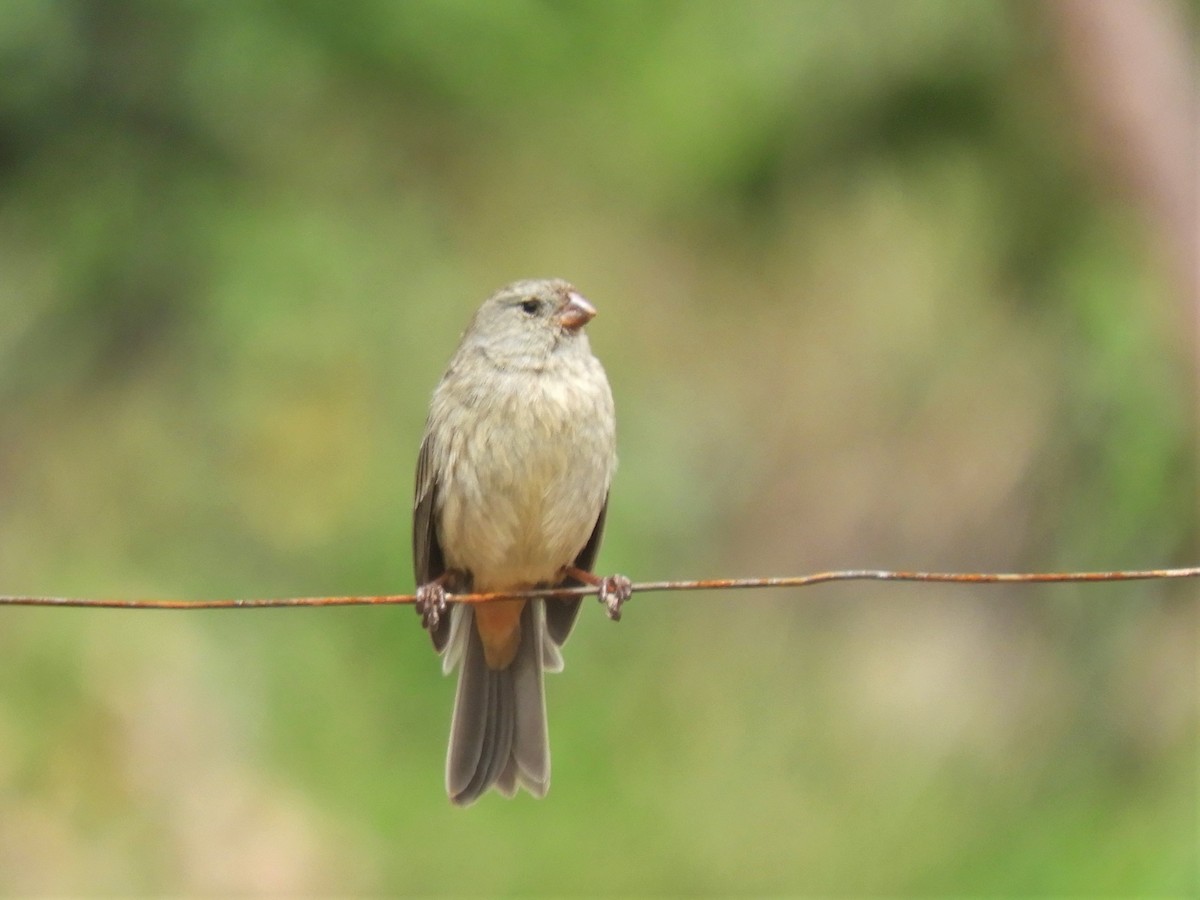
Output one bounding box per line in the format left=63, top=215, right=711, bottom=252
left=462, top=278, right=597, bottom=370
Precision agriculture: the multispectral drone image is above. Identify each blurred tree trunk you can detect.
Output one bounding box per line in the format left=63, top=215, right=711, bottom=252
left=1046, top=0, right=1198, bottom=355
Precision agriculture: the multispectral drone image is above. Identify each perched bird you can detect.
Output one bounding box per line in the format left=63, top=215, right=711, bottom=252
left=413, top=278, right=630, bottom=806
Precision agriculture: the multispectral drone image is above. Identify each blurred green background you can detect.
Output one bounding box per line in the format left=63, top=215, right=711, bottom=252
left=0, top=0, right=1196, bottom=894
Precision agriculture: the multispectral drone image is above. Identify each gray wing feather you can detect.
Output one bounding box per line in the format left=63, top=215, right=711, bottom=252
left=544, top=496, right=608, bottom=646
left=413, top=431, right=452, bottom=651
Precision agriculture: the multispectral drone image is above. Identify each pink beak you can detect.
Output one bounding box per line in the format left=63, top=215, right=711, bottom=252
left=558, top=292, right=596, bottom=331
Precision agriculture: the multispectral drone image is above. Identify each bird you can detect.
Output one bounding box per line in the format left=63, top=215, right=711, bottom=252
left=412, top=278, right=631, bottom=805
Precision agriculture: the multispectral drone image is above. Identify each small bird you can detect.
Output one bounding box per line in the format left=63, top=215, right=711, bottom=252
left=413, top=278, right=630, bottom=805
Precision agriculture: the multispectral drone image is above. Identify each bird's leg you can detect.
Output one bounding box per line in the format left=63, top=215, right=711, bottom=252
left=415, top=570, right=462, bottom=632
left=562, top=565, right=633, bottom=622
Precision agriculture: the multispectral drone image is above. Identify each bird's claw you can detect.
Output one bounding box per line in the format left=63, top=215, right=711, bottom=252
left=598, top=574, right=633, bottom=622
left=559, top=565, right=633, bottom=621
left=415, top=581, right=449, bottom=631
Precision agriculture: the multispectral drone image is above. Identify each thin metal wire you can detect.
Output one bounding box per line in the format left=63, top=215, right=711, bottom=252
left=0, top=566, right=1195, bottom=610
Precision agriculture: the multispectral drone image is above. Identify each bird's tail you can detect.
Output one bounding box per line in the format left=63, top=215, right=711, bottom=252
left=443, top=600, right=558, bottom=805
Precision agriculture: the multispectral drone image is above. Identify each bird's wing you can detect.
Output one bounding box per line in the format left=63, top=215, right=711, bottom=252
left=545, top=495, right=608, bottom=647
left=413, top=430, right=452, bottom=651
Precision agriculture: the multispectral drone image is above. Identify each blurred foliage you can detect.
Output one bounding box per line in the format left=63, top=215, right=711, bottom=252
left=0, top=0, right=1195, bottom=894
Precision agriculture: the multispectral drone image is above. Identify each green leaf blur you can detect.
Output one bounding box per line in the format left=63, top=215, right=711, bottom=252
left=0, top=0, right=1195, bottom=894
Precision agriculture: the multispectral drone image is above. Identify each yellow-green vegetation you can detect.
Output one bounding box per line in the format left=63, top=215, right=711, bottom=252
left=0, top=1, right=1194, bottom=894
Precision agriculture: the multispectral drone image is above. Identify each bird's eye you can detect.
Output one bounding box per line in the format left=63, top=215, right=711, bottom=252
left=519, top=299, right=541, bottom=315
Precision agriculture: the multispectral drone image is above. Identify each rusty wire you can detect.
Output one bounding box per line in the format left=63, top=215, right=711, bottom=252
left=0, top=565, right=1195, bottom=610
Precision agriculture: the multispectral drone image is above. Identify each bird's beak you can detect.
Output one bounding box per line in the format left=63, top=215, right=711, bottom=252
left=558, top=292, right=596, bottom=331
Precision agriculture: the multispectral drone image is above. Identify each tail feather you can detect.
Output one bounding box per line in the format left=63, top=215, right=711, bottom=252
left=511, top=614, right=549, bottom=787
left=445, top=613, right=489, bottom=798
left=454, top=663, right=513, bottom=802
left=444, top=602, right=550, bottom=805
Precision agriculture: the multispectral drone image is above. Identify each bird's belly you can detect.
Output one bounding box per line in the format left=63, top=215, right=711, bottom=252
left=437, top=400, right=611, bottom=591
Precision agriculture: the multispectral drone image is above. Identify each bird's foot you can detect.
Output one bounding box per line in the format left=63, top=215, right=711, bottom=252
left=597, top=574, right=633, bottom=621
left=414, top=576, right=451, bottom=631
left=562, top=566, right=633, bottom=622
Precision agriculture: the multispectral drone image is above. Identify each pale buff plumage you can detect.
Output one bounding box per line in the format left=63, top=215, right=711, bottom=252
left=413, top=279, right=616, bottom=805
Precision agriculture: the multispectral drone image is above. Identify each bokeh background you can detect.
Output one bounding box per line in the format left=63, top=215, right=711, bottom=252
left=0, top=0, right=1196, bottom=894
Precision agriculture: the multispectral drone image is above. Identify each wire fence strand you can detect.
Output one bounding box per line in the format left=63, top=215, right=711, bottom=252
left=1, top=566, right=1196, bottom=610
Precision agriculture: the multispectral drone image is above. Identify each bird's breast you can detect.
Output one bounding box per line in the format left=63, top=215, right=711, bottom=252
left=433, top=361, right=615, bottom=591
